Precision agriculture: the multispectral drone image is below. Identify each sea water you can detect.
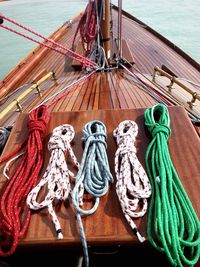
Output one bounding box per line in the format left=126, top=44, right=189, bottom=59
left=0, top=0, right=199, bottom=80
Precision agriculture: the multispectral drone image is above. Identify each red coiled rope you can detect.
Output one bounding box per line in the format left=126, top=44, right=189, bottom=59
left=72, top=0, right=97, bottom=56
left=0, top=105, right=50, bottom=256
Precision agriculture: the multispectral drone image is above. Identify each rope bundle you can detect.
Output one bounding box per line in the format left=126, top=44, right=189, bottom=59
left=0, top=105, right=50, bottom=256
left=113, top=120, right=151, bottom=243
left=27, top=124, right=79, bottom=239
left=71, top=120, right=113, bottom=267
left=144, top=104, right=200, bottom=267
left=72, top=0, right=97, bottom=57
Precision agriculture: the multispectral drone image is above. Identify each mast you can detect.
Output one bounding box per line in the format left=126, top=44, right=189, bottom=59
left=99, top=0, right=111, bottom=60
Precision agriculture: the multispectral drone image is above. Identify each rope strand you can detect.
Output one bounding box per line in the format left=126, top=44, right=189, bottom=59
left=144, top=104, right=200, bottom=267
left=113, top=120, right=151, bottom=242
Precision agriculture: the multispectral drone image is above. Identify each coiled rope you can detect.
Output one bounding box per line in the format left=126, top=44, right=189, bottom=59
left=113, top=120, right=151, bottom=243
left=27, top=124, right=79, bottom=239
left=0, top=127, right=11, bottom=152
left=71, top=120, right=113, bottom=267
left=0, top=105, right=50, bottom=256
left=144, top=104, right=200, bottom=267
left=72, top=0, right=97, bottom=57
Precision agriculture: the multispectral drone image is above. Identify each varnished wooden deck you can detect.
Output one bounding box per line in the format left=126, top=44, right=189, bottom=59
left=0, top=7, right=199, bottom=128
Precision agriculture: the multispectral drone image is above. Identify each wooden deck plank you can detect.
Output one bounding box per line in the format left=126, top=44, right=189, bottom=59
left=109, top=72, right=128, bottom=109
left=99, top=73, right=113, bottom=110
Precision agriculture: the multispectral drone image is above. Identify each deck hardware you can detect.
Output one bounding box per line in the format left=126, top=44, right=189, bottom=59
left=153, top=66, right=200, bottom=107
left=52, top=72, right=57, bottom=81
left=187, top=92, right=199, bottom=108
left=0, top=71, right=53, bottom=121
left=152, top=67, right=158, bottom=82
left=35, top=85, right=42, bottom=96
left=167, top=76, right=175, bottom=91
left=15, top=100, right=23, bottom=112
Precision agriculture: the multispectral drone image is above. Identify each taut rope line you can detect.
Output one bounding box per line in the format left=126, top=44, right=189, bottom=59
left=0, top=14, right=96, bottom=69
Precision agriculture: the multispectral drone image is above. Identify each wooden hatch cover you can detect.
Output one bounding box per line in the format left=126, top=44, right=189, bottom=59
left=0, top=106, right=199, bottom=248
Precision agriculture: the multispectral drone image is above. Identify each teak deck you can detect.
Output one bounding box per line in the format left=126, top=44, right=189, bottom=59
left=0, top=7, right=200, bottom=127
left=0, top=106, right=199, bottom=248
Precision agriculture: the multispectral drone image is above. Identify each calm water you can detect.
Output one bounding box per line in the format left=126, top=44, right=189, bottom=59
left=0, top=0, right=200, bottom=80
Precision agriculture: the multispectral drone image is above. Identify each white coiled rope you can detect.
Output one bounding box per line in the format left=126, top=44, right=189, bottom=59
left=71, top=120, right=113, bottom=267
left=27, top=124, right=79, bottom=239
left=113, top=120, right=151, bottom=243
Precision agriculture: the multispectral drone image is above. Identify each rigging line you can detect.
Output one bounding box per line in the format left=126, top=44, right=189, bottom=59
left=121, top=66, right=175, bottom=106
left=122, top=59, right=199, bottom=120
left=0, top=24, right=91, bottom=67
left=0, top=83, right=30, bottom=103
left=0, top=15, right=96, bottom=68
left=178, top=77, right=200, bottom=89
left=121, top=63, right=197, bottom=123
left=120, top=62, right=199, bottom=120
left=90, top=1, right=109, bottom=69
left=118, top=0, right=122, bottom=58
left=31, top=69, right=98, bottom=111
left=123, top=58, right=200, bottom=103
left=119, top=63, right=167, bottom=105
left=71, top=0, right=97, bottom=58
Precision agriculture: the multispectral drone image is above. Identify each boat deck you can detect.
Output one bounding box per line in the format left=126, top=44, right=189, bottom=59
left=0, top=5, right=199, bottom=267
left=0, top=7, right=200, bottom=127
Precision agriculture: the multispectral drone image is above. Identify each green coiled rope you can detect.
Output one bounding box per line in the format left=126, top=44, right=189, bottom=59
left=144, top=104, right=200, bottom=267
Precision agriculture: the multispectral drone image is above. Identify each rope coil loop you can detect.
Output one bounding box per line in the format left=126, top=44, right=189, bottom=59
left=144, top=103, right=200, bottom=267
left=71, top=120, right=113, bottom=267
left=27, top=124, right=79, bottom=239
left=113, top=120, right=151, bottom=243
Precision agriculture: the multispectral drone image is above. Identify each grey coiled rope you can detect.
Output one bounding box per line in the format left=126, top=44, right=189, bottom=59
left=0, top=127, right=12, bottom=151
left=71, top=120, right=113, bottom=267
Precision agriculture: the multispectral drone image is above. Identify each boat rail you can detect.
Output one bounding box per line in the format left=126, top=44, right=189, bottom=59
left=153, top=66, right=200, bottom=108
left=0, top=71, right=56, bottom=120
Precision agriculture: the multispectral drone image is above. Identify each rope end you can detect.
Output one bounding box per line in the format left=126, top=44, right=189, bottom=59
left=133, top=228, right=146, bottom=243
left=56, top=229, right=63, bottom=240
left=136, top=231, right=145, bottom=243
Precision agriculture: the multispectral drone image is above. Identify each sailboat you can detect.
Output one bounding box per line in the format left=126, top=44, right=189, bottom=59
left=0, top=1, right=199, bottom=267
